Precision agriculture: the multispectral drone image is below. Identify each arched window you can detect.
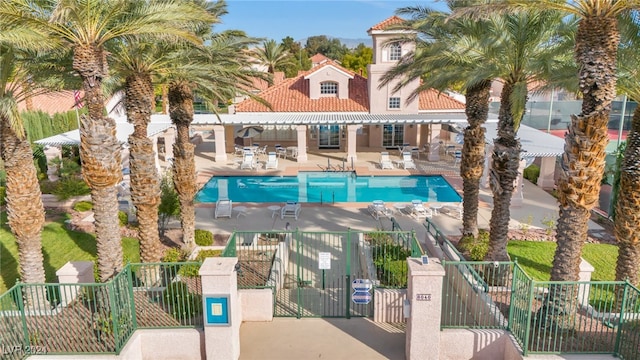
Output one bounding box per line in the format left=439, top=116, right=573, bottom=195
left=320, top=82, right=338, bottom=94
left=389, top=43, right=402, bottom=61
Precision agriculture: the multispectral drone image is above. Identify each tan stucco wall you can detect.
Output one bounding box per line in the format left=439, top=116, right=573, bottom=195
left=240, top=289, right=273, bottom=321
left=306, top=67, right=351, bottom=100
left=440, top=329, right=521, bottom=360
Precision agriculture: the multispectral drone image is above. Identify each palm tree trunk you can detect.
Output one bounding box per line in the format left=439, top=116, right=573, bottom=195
left=0, top=116, right=46, bottom=285
left=614, top=107, right=640, bottom=287
left=168, top=82, right=197, bottom=246
left=540, top=16, right=619, bottom=332
left=485, top=81, right=521, bottom=263
left=125, top=73, right=163, bottom=263
left=74, top=45, right=123, bottom=282
left=461, top=80, right=491, bottom=237
left=162, top=85, right=168, bottom=115
left=552, top=15, right=618, bottom=282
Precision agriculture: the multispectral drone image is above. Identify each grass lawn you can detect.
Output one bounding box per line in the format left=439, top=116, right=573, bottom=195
left=507, top=240, right=619, bottom=281
left=0, top=211, right=139, bottom=293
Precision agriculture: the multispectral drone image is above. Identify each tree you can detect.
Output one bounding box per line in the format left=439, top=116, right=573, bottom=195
left=278, top=36, right=311, bottom=77
left=380, top=3, right=495, bottom=238
left=0, top=0, right=214, bottom=281
left=252, top=39, right=294, bottom=75
left=166, top=30, right=268, bottom=246
left=612, top=15, right=640, bottom=288
left=341, top=44, right=372, bottom=76
left=305, top=35, right=349, bottom=60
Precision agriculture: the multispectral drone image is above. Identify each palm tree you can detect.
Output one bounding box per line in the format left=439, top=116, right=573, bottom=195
left=166, top=31, right=268, bottom=245
left=108, top=40, right=169, bottom=264
left=252, top=39, right=294, bottom=75
left=612, top=16, right=640, bottom=288
left=0, top=0, right=214, bottom=281
left=381, top=3, right=494, bottom=238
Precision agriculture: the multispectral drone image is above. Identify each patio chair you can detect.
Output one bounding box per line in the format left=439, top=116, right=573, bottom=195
left=265, top=151, right=278, bottom=170
left=214, top=199, right=233, bottom=219
left=275, top=146, right=287, bottom=159
left=256, top=145, right=268, bottom=156
left=410, top=200, right=432, bottom=219
left=234, top=145, right=244, bottom=156
left=240, top=152, right=256, bottom=169
left=379, top=152, right=394, bottom=170
left=453, top=150, right=462, bottom=165
left=281, top=201, right=301, bottom=220
left=368, top=200, right=392, bottom=220
left=401, top=152, right=417, bottom=169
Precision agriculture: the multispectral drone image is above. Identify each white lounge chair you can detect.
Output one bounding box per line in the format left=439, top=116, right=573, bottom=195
left=401, top=152, right=417, bottom=169
left=240, top=152, right=255, bottom=169
left=411, top=200, right=432, bottom=219
left=368, top=200, right=392, bottom=220
left=265, top=152, right=278, bottom=170
left=281, top=201, right=301, bottom=220
left=214, top=199, right=233, bottom=219
left=379, top=152, right=394, bottom=169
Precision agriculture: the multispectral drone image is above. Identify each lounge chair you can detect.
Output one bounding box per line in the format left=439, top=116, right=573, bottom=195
left=214, top=199, right=233, bottom=219
left=411, top=200, right=432, bottom=219
left=401, top=152, right=417, bottom=169
left=265, top=152, right=278, bottom=170
left=368, top=200, right=392, bottom=220
left=240, top=152, right=256, bottom=169
left=281, top=201, right=301, bottom=220
left=379, top=152, right=394, bottom=169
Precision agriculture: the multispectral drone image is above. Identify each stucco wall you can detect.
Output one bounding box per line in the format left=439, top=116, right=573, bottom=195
left=440, top=329, right=522, bottom=360
left=240, top=289, right=273, bottom=321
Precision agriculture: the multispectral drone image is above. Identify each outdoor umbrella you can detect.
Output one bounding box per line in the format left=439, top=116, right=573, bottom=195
left=235, top=126, right=264, bottom=146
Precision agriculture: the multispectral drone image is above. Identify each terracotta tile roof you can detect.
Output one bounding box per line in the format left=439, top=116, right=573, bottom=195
left=418, top=89, right=465, bottom=111
left=250, top=71, right=286, bottom=92
left=236, top=61, right=368, bottom=112
left=16, top=90, right=79, bottom=115
left=310, top=53, right=331, bottom=66
left=368, top=16, right=405, bottom=31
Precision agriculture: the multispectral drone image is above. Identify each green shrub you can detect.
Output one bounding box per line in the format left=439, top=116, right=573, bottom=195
left=51, top=178, right=90, bottom=200
left=39, top=180, right=57, bottom=195
left=371, top=238, right=411, bottom=287
left=118, top=211, right=128, bottom=226
left=73, top=201, right=93, bottom=212
left=163, top=282, right=202, bottom=321
left=195, top=249, right=222, bottom=261
left=523, top=164, right=540, bottom=184
left=0, top=186, right=5, bottom=205
left=162, top=248, right=187, bottom=262
left=194, top=229, right=213, bottom=246
left=458, top=231, right=490, bottom=261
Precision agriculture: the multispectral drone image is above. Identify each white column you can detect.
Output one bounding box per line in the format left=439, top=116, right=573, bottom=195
left=200, top=257, right=241, bottom=360
left=405, top=258, right=445, bottom=360
left=346, top=124, right=358, bottom=162
left=296, top=125, right=308, bottom=162
left=213, top=125, right=228, bottom=163
left=537, top=156, right=556, bottom=190
left=44, top=146, right=62, bottom=181
left=511, top=159, right=527, bottom=207
left=427, top=124, right=441, bottom=161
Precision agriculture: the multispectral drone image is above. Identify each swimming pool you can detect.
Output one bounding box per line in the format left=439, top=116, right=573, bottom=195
left=196, top=172, right=461, bottom=203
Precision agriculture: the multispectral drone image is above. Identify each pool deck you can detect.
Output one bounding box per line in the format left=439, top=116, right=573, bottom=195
left=184, top=134, right=605, bottom=243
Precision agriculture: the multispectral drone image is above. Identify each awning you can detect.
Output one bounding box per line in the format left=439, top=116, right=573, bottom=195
left=35, top=120, right=173, bottom=146
left=483, top=122, right=565, bottom=158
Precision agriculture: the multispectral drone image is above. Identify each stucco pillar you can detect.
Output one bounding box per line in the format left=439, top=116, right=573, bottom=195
left=213, top=125, right=228, bottom=163
left=537, top=156, right=556, bottom=190
left=200, top=257, right=241, bottom=360
left=347, top=125, right=358, bottom=163
left=164, top=129, right=175, bottom=163
left=56, top=261, right=94, bottom=307
left=405, top=258, right=445, bottom=360
left=511, top=159, right=527, bottom=207
left=578, top=258, right=595, bottom=308
left=296, top=125, right=308, bottom=162
left=427, top=124, right=441, bottom=161
left=152, top=137, right=161, bottom=172
left=44, top=146, right=62, bottom=181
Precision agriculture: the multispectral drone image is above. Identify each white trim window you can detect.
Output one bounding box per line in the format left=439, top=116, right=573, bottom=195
left=388, top=97, right=401, bottom=109
left=320, top=81, right=338, bottom=95
left=389, top=43, right=402, bottom=61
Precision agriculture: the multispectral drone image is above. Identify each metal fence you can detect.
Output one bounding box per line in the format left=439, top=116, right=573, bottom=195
left=0, top=262, right=202, bottom=358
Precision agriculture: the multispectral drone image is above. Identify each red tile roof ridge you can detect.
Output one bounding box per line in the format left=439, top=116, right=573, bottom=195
left=368, top=16, right=406, bottom=31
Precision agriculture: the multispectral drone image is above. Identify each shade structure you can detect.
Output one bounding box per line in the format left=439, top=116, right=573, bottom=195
left=235, top=126, right=264, bottom=138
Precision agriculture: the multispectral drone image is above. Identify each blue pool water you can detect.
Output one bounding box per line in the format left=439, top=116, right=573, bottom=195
left=196, top=172, right=461, bottom=203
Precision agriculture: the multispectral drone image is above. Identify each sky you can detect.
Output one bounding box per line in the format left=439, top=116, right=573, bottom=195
left=217, top=0, right=446, bottom=42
